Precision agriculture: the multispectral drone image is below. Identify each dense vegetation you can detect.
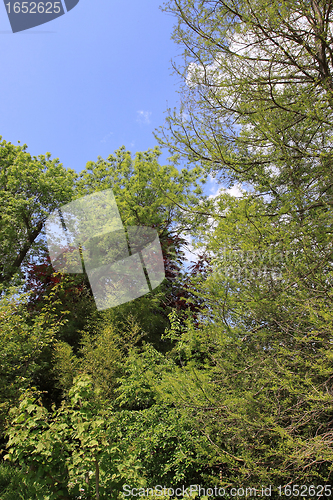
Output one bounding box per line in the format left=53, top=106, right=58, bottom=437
left=1, top=0, right=333, bottom=498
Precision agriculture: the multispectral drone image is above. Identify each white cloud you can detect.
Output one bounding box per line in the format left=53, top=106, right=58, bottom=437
left=186, top=14, right=333, bottom=94
left=208, top=183, right=245, bottom=200
left=137, top=110, right=152, bottom=125
left=180, top=183, right=256, bottom=267
left=182, top=232, right=201, bottom=265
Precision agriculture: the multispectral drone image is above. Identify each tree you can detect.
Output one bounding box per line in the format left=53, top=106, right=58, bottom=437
left=5, top=350, right=212, bottom=499
left=156, top=0, right=333, bottom=308
left=2, top=144, right=216, bottom=497
left=75, top=145, right=206, bottom=233
left=5, top=374, right=144, bottom=500
left=152, top=0, right=333, bottom=487
left=74, top=146, right=208, bottom=350
left=157, top=0, right=333, bottom=267
left=156, top=0, right=333, bottom=354
left=158, top=0, right=333, bottom=184
left=0, top=284, right=67, bottom=453
left=0, top=137, right=76, bottom=288
left=155, top=203, right=333, bottom=485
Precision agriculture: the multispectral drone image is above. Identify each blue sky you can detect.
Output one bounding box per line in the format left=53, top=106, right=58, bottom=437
left=0, top=0, right=239, bottom=270
left=0, top=0, right=186, bottom=173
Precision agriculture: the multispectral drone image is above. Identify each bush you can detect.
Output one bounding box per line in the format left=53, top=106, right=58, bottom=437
left=0, top=462, right=51, bottom=500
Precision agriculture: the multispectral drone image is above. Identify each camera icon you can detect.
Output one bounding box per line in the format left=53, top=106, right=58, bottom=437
left=45, top=189, right=165, bottom=310
left=3, top=0, right=80, bottom=33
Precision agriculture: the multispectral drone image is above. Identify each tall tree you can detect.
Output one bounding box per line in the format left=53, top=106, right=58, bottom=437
left=156, top=0, right=333, bottom=350
left=153, top=0, right=333, bottom=486
left=74, top=146, right=207, bottom=348
left=158, top=0, right=333, bottom=186
left=0, top=137, right=76, bottom=288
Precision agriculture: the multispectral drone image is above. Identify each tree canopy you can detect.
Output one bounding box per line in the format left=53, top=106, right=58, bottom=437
left=1, top=0, right=333, bottom=497
left=0, top=138, right=76, bottom=288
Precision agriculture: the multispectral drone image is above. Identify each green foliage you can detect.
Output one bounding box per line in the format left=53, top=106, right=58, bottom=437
left=5, top=345, right=213, bottom=499
left=153, top=0, right=333, bottom=487
left=76, top=146, right=206, bottom=232
left=152, top=176, right=333, bottom=484
left=0, top=285, right=64, bottom=450
left=5, top=374, right=145, bottom=500
left=53, top=313, right=141, bottom=399
left=159, top=0, right=333, bottom=187
left=0, top=462, right=51, bottom=500
left=0, top=137, right=76, bottom=287
left=3, top=0, right=333, bottom=485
